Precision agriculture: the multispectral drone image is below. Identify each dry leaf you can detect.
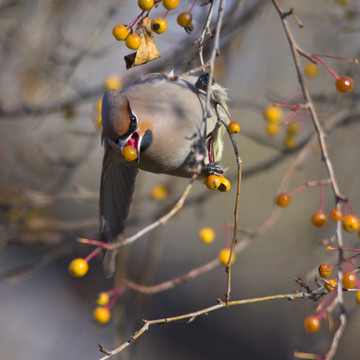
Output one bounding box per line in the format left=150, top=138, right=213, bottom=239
left=124, top=17, right=160, bottom=69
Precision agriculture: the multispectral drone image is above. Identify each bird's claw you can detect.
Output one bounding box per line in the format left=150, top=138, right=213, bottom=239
left=202, top=161, right=224, bottom=176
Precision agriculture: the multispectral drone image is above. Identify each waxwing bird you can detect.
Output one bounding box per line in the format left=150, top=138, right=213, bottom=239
left=100, top=73, right=229, bottom=276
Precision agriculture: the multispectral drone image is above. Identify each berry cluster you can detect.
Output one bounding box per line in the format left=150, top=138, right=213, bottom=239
left=204, top=174, right=231, bottom=192
left=112, top=0, right=195, bottom=54
left=276, top=183, right=360, bottom=234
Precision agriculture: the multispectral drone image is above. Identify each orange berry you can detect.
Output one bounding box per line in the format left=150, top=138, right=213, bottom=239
left=112, top=25, right=128, bottom=41
left=304, top=62, right=319, bottom=78
left=318, top=263, right=334, bottom=278
left=199, top=228, right=215, bottom=243
left=356, top=290, right=360, bottom=305
left=204, top=174, right=221, bottom=190
left=276, top=193, right=291, bottom=207
left=177, top=12, right=192, bottom=28
left=228, top=122, right=240, bottom=134
left=329, top=208, right=343, bottom=222
left=96, top=292, right=110, bottom=306
left=122, top=145, right=138, bottom=161
left=265, top=123, right=280, bottom=136
left=342, top=272, right=356, bottom=289
left=311, top=211, right=327, bottom=227
left=68, top=258, right=89, bottom=277
left=342, top=214, right=359, bottom=232
left=125, top=34, right=141, bottom=50
left=218, top=177, right=230, bottom=192
left=324, top=279, right=337, bottom=292
left=138, top=0, right=154, bottom=11
left=335, top=76, right=354, bottom=93
left=163, top=0, right=179, bottom=10
left=152, top=18, right=167, bottom=34
left=150, top=185, right=169, bottom=200
left=304, top=315, right=320, bottom=332
left=93, top=307, right=111, bottom=324
left=263, top=106, right=283, bottom=123
left=218, top=249, right=235, bottom=265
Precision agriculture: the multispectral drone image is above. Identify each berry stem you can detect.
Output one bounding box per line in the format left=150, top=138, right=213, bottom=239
left=127, top=11, right=146, bottom=28
left=84, top=246, right=102, bottom=263
left=311, top=55, right=339, bottom=80
left=288, top=179, right=330, bottom=197
left=189, top=0, right=197, bottom=13
left=327, top=247, right=360, bottom=252
left=312, top=54, right=359, bottom=64
left=163, top=9, right=169, bottom=19
left=342, top=199, right=354, bottom=216
left=318, top=184, right=324, bottom=212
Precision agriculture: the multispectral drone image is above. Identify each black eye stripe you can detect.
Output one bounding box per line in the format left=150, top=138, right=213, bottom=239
left=119, top=102, right=138, bottom=140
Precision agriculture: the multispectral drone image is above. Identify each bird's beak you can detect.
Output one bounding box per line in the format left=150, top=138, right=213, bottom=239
left=117, top=129, right=142, bottom=163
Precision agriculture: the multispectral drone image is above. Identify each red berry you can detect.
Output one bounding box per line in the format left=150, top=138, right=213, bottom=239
left=304, top=315, right=320, bottom=332
left=335, top=76, right=354, bottom=93
left=311, top=211, right=327, bottom=227
left=276, top=193, right=291, bottom=207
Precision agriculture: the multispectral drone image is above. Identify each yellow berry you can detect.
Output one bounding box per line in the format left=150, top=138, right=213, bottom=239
left=163, top=0, right=179, bottom=10
left=218, top=177, right=230, bottom=192
left=95, top=98, right=102, bottom=114
left=125, top=34, right=141, bottom=50
left=122, top=145, right=138, bottom=161
left=68, top=258, right=89, bottom=277
left=265, top=123, right=280, bottom=136
left=138, top=0, right=154, bottom=11
left=228, top=122, right=240, bottom=134
left=95, top=114, right=102, bottom=129
left=104, top=75, right=122, bottom=90
left=287, top=122, right=300, bottom=135
left=342, top=272, right=356, bottom=289
left=342, top=214, right=359, bottom=232
left=150, top=185, right=169, bottom=200
left=204, top=174, right=221, bottom=190
left=356, top=290, right=360, bottom=305
left=152, top=18, right=167, bottom=34
left=336, top=0, right=349, bottom=4
left=284, top=135, right=297, bottom=149
left=199, top=228, right=215, bottom=243
left=93, top=307, right=111, bottom=324
left=263, top=106, right=283, bottom=123
left=304, top=62, right=319, bottom=78
left=304, top=315, right=320, bottom=332
left=318, top=263, right=333, bottom=278
left=112, top=25, right=128, bottom=41
left=324, top=279, right=337, bottom=292
left=96, top=292, right=110, bottom=306
left=218, top=249, right=235, bottom=265
left=177, top=12, right=192, bottom=28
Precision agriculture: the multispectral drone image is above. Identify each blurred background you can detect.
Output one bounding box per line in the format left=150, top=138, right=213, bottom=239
left=0, top=0, right=359, bottom=359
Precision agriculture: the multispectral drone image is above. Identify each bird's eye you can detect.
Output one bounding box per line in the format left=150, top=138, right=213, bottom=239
left=130, top=114, right=137, bottom=123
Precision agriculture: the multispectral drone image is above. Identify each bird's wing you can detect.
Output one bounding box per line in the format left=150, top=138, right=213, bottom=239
left=100, top=141, right=138, bottom=276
